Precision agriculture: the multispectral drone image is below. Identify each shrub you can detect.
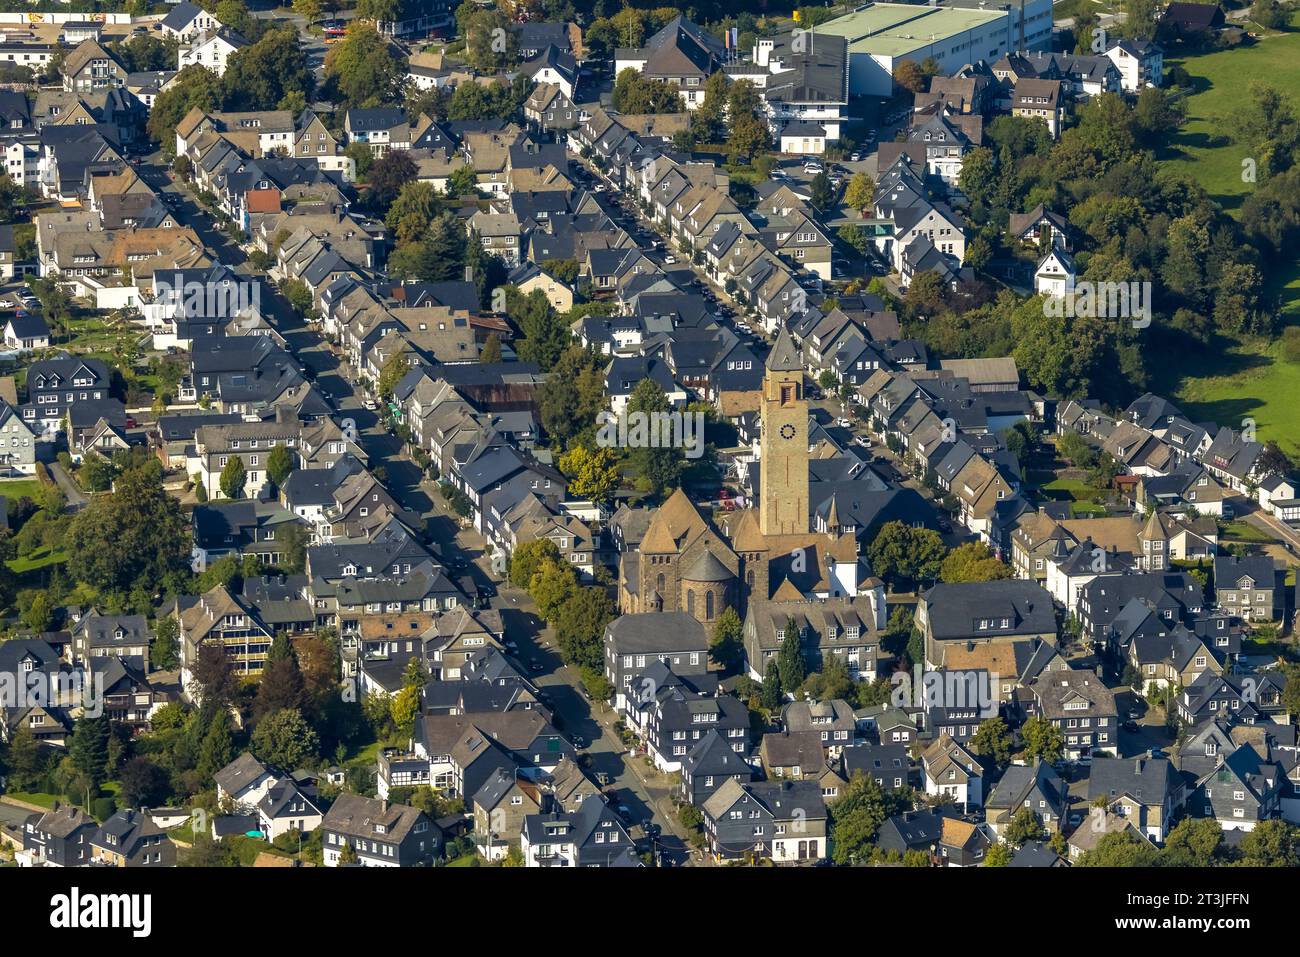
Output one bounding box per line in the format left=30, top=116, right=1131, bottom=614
left=1283, top=327, right=1300, bottom=363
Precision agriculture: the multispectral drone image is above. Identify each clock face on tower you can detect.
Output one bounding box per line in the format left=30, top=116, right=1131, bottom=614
left=779, top=423, right=796, bottom=440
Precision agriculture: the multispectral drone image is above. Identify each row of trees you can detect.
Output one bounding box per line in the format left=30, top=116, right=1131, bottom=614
left=508, top=539, right=615, bottom=696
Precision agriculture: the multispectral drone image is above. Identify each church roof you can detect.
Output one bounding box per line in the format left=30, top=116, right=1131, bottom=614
left=683, top=550, right=734, bottom=583
left=640, top=487, right=709, bottom=553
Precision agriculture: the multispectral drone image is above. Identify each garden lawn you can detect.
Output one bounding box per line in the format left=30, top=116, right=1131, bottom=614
left=0, top=478, right=43, bottom=501
left=5, top=792, right=59, bottom=809
left=8, top=545, right=70, bottom=574
left=1219, top=520, right=1274, bottom=543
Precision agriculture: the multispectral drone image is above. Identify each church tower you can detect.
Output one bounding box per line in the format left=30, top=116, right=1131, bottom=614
left=759, top=326, right=809, bottom=536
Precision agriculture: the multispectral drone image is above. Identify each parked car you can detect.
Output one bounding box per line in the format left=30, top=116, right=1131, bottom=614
left=663, top=255, right=677, bottom=265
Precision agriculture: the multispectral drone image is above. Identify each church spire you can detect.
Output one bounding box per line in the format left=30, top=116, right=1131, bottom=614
left=766, top=325, right=802, bottom=373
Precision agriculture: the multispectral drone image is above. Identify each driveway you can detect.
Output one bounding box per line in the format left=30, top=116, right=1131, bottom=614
left=48, top=462, right=88, bottom=510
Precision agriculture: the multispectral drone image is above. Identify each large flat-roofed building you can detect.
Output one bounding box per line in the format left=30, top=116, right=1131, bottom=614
left=818, top=0, right=1054, bottom=97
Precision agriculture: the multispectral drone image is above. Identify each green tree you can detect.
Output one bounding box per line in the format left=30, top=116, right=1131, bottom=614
left=625, top=377, right=684, bottom=497
left=265, top=444, right=294, bottom=488
left=970, top=717, right=1014, bottom=767
left=511, top=287, right=568, bottom=371
left=509, top=538, right=561, bottom=588
left=802, top=655, right=855, bottom=703
left=611, top=67, right=683, bottom=114
left=867, top=521, right=947, bottom=590
left=67, top=465, right=190, bottom=594
left=251, top=708, right=320, bottom=770
left=538, top=345, right=607, bottom=449
left=463, top=8, right=517, bottom=74
left=480, top=332, right=502, bottom=364
left=447, top=164, right=479, bottom=196
left=148, top=65, right=224, bottom=150
left=1251, top=0, right=1285, bottom=29
left=222, top=27, right=312, bottom=112
left=219, top=455, right=247, bottom=499
left=777, top=617, right=805, bottom=692
left=830, top=772, right=911, bottom=864
left=553, top=586, right=615, bottom=672
left=1159, top=817, right=1224, bottom=867
left=378, top=348, right=412, bottom=400
left=940, top=543, right=1013, bottom=583
left=1077, top=829, right=1158, bottom=866
left=558, top=444, right=621, bottom=504
left=5, top=725, right=45, bottom=791
left=529, top=558, right=577, bottom=622
left=1020, top=718, right=1064, bottom=764
left=1004, top=805, right=1047, bottom=847
left=1238, top=819, right=1300, bottom=866
left=691, top=70, right=729, bottom=143
left=809, top=171, right=834, bottom=212
left=386, top=180, right=440, bottom=238
left=389, top=684, right=421, bottom=733
left=710, top=606, right=743, bottom=672
left=753, top=657, right=781, bottom=712
left=69, top=714, right=111, bottom=791
left=197, top=708, right=236, bottom=782
left=726, top=80, right=768, bottom=161
left=151, top=616, right=180, bottom=671
left=324, top=24, right=403, bottom=106
left=21, top=591, right=55, bottom=632
left=984, top=842, right=1014, bottom=867
left=278, top=521, right=309, bottom=574
left=843, top=171, right=876, bottom=211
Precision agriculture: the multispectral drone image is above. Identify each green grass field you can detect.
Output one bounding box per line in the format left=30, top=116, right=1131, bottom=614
left=1161, top=18, right=1300, bottom=212
left=1152, top=22, right=1300, bottom=453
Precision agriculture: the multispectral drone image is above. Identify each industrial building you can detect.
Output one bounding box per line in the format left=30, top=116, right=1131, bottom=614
left=816, top=0, right=1054, bottom=97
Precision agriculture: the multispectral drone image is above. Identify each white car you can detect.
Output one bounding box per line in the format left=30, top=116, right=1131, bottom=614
left=838, top=418, right=853, bottom=429
left=664, top=255, right=677, bottom=265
